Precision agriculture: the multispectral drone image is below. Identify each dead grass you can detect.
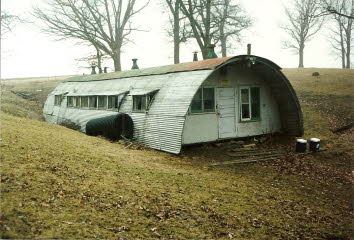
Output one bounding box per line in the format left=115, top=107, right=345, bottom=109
left=0, top=69, right=353, bottom=239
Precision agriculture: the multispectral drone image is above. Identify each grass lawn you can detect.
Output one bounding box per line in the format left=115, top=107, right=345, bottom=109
left=0, top=69, right=353, bottom=239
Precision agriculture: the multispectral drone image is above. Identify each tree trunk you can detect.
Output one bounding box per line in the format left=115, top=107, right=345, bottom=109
left=201, top=45, right=208, bottom=59
left=220, top=27, right=227, bottom=57
left=96, top=47, right=102, bottom=73
left=173, top=0, right=180, bottom=64
left=112, top=50, right=121, bottom=71
left=298, top=43, right=305, bottom=68
left=339, top=23, right=345, bottom=69
left=345, top=26, right=351, bottom=68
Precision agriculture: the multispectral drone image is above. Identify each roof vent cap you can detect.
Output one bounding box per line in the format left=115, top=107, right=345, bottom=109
left=132, top=58, right=139, bottom=69
left=206, top=44, right=218, bottom=59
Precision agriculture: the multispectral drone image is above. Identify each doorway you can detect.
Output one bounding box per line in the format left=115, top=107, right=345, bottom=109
left=217, top=88, right=236, bottom=138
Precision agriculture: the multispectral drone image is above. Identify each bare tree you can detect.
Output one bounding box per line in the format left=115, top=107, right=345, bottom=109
left=76, top=46, right=110, bottom=73
left=177, top=0, right=218, bottom=59
left=317, top=0, right=354, bottom=19
left=164, top=0, right=192, bottom=64
left=1, top=11, right=20, bottom=38
left=177, top=0, right=251, bottom=59
left=328, top=0, right=353, bottom=68
left=214, top=0, right=252, bottom=57
left=33, top=0, right=148, bottom=71
left=282, top=0, right=324, bottom=68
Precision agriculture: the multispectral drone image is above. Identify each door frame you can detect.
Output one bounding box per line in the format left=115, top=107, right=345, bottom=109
left=216, top=87, right=237, bottom=139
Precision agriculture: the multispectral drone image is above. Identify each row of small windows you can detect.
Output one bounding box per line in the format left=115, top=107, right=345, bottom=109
left=54, top=91, right=156, bottom=112
left=55, top=95, right=122, bottom=110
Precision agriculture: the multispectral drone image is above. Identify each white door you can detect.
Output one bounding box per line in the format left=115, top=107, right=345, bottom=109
left=217, top=88, right=236, bottom=138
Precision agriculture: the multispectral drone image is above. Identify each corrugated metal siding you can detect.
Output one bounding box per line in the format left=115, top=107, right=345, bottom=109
left=44, top=70, right=213, bottom=154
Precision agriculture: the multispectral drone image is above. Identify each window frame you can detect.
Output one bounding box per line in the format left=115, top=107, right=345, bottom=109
left=97, top=95, right=108, bottom=109
left=54, top=95, right=62, bottom=106
left=67, top=96, right=74, bottom=108
left=239, top=86, right=261, bottom=122
left=80, top=96, right=89, bottom=109
left=88, top=96, right=98, bottom=109
left=132, top=91, right=157, bottom=113
left=189, top=87, right=216, bottom=114
left=107, top=95, right=119, bottom=110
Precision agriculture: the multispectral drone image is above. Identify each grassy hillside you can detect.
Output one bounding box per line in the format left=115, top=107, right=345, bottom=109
left=0, top=69, right=353, bottom=239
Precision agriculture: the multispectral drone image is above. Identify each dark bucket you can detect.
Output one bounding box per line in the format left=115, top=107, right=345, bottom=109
left=309, top=138, right=320, bottom=152
left=296, top=139, right=307, bottom=153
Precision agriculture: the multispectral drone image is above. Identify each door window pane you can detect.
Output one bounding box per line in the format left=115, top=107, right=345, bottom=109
left=191, top=88, right=203, bottom=113
left=203, top=88, right=215, bottom=112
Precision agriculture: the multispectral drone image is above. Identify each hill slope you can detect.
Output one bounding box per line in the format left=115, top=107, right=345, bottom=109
left=0, top=68, right=353, bottom=239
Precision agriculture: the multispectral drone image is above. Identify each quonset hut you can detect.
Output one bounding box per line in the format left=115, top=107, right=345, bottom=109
left=43, top=52, right=303, bottom=154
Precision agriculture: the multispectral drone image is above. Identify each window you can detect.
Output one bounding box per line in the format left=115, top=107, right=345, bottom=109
left=108, top=96, right=118, bottom=109
left=72, top=97, right=80, bottom=108
left=191, top=88, right=202, bottom=113
left=133, top=95, right=147, bottom=112
left=80, top=96, right=89, bottom=108
left=54, top=95, right=62, bottom=106
left=89, top=96, right=97, bottom=109
left=98, top=96, right=107, bottom=109
left=190, top=87, right=215, bottom=113
left=240, top=87, right=260, bottom=121
left=203, top=88, right=215, bottom=112
left=67, top=96, right=74, bottom=107
left=132, top=91, right=157, bottom=112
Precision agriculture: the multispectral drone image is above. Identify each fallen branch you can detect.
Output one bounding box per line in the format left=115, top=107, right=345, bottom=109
left=332, top=122, right=354, bottom=133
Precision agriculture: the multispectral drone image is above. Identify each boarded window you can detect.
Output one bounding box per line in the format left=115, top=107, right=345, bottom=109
left=54, top=95, right=62, bottom=106
left=98, top=96, right=107, bottom=109
left=240, top=87, right=260, bottom=121
left=108, top=96, right=118, bottom=109
left=80, top=96, right=89, bottom=108
left=191, top=88, right=215, bottom=113
left=89, top=96, right=97, bottom=108
left=67, top=96, right=73, bottom=107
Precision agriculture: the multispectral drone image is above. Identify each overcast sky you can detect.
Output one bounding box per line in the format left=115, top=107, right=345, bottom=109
left=1, top=0, right=343, bottom=79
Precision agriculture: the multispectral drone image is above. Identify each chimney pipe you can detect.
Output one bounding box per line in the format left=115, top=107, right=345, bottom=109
left=247, top=44, right=251, bottom=55
left=206, top=44, right=218, bottom=59
left=193, top=51, right=198, bottom=61
left=131, top=58, right=139, bottom=69
left=104, top=67, right=108, bottom=73
left=91, top=65, right=97, bottom=75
